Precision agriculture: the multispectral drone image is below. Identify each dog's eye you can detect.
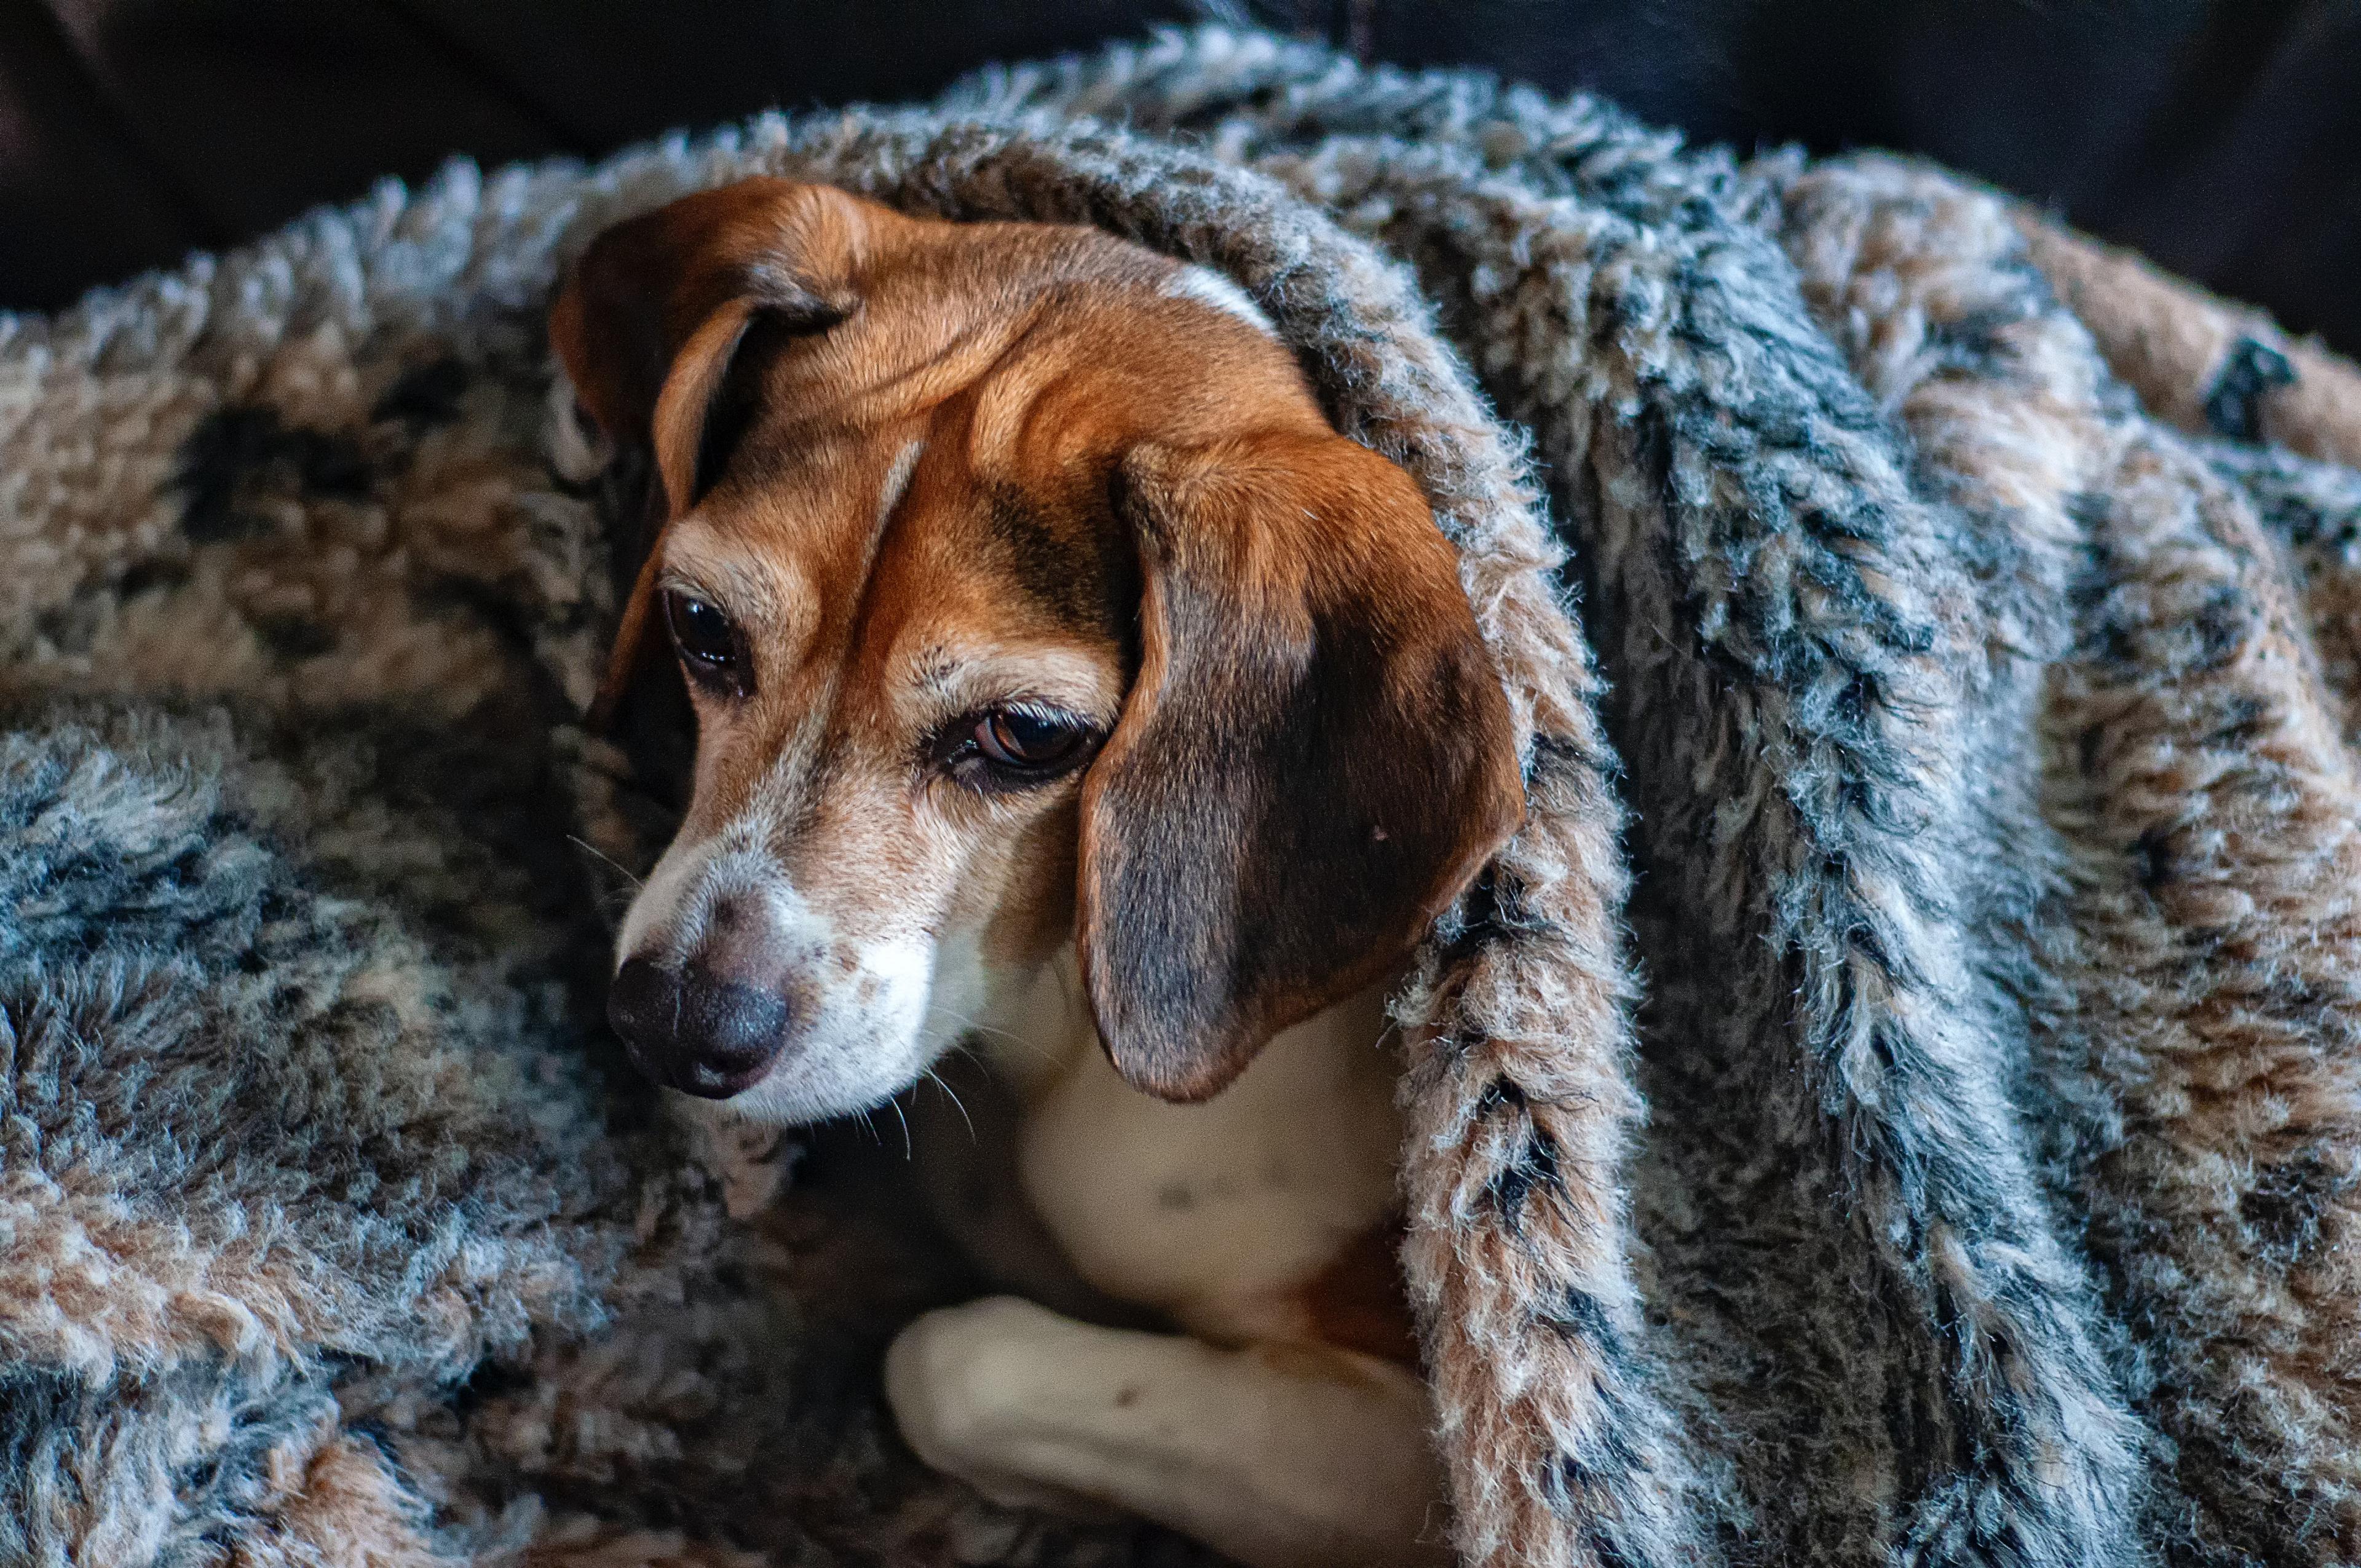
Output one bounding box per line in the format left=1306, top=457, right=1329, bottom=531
left=663, top=589, right=747, bottom=694
left=940, top=703, right=1099, bottom=792
left=975, top=707, right=1090, bottom=769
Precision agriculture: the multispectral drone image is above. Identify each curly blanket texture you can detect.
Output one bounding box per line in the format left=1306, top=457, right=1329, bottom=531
left=10, top=26, right=2361, bottom=1568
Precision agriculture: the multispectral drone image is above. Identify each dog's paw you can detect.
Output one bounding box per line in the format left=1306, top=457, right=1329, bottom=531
left=883, top=1296, right=1122, bottom=1520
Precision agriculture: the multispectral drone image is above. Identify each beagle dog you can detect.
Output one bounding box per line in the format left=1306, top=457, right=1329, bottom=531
left=550, top=178, right=1522, bottom=1568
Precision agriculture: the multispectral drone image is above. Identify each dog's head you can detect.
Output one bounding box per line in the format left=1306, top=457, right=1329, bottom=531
left=552, top=178, right=1522, bottom=1120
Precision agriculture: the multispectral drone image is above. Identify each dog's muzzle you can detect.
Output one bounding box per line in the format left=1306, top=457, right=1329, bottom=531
left=608, top=957, right=791, bottom=1097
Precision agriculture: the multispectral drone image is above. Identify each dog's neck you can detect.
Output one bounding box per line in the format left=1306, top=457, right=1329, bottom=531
left=929, top=935, right=1106, bottom=1104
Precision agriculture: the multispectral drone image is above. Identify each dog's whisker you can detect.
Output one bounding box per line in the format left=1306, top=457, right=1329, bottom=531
left=922, top=1066, right=977, bottom=1143
left=920, top=1003, right=1049, bottom=1060
left=919, top=999, right=989, bottom=1031
left=920, top=1002, right=1006, bottom=1042
left=887, top=1094, right=914, bottom=1161
left=567, top=834, right=646, bottom=890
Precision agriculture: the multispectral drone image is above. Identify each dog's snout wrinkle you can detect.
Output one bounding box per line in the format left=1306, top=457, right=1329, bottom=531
left=609, top=954, right=793, bottom=1099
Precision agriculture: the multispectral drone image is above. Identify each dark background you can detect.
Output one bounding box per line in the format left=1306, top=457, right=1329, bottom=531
left=3, top=0, right=2355, bottom=354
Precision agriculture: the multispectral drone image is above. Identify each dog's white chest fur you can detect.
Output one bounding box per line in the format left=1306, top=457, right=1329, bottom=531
left=1000, top=970, right=1402, bottom=1343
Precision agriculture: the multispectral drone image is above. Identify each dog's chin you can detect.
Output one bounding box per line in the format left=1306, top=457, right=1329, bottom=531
left=682, top=1029, right=951, bottom=1128
left=705, top=1071, right=919, bottom=1128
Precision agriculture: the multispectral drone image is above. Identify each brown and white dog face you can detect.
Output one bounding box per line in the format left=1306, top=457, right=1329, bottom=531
left=552, top=179, right=1523, bottom=1124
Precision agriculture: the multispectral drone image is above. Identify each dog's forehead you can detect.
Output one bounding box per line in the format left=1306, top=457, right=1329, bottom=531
left=674, top=419, right=1128, bottom=679
left=691, top=387, right=1151, bottom=639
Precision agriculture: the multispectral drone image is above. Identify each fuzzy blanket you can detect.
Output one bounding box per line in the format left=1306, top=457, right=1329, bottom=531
left=10, top=26, right=2361, bottom=1568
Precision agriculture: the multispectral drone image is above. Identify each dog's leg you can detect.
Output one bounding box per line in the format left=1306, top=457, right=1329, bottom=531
left=884, top=1295, right=1451, bottom=1568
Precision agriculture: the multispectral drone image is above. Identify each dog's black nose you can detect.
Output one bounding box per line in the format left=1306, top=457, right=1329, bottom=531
left=608, top=956, right=790, bottom=1098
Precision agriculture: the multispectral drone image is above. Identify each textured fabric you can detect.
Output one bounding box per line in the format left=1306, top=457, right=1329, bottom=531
left=6, top=25, right=2361, bottom=1568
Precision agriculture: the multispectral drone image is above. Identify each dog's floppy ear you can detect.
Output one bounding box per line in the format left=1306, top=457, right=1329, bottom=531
left=547, top=177, right=862, bottom=726
left=1078, top=431, right=1525, bottom=1102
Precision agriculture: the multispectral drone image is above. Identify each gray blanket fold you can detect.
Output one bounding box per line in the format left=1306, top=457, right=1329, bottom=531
left=7, top=26, right=2361, bottom=1568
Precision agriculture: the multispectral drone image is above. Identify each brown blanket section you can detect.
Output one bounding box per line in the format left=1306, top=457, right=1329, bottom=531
left=1774, top=149, right=2361, bottom=1566
left=2023, top=219, right=2361, bottom=470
